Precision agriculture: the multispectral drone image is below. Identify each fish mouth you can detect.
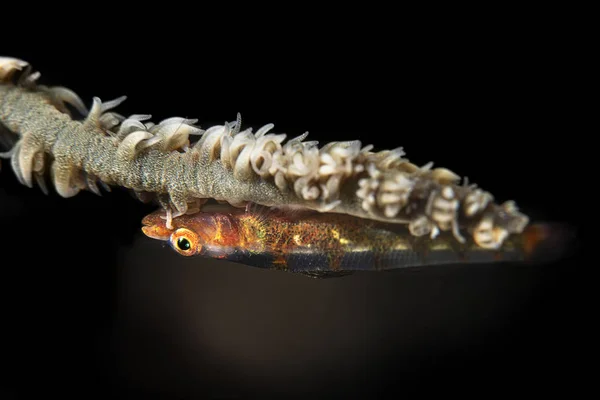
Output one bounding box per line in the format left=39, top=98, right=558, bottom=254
left=141, top=212, right=172, bottom=241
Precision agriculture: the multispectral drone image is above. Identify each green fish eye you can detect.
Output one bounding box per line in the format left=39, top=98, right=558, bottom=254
left=177, top=237, right=191, bottom=251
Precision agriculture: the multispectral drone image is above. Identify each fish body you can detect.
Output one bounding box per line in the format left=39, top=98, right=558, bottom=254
left=142, top=205, right=563, bottom=276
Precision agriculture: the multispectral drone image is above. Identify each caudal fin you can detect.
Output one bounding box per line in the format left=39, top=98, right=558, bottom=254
left=523, top=223, right=578, bottom=264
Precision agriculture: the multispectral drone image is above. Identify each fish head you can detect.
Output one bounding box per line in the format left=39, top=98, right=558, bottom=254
left=141, top=210, right=205, bottom=256
left=142, top=209, right=239, bottom=257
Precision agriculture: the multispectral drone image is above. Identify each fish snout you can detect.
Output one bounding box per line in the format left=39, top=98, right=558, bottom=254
left=141, top=212, right=172, bottom=240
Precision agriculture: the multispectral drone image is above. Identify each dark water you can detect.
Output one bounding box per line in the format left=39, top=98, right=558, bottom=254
left=0, top=41, right=584, bottom=398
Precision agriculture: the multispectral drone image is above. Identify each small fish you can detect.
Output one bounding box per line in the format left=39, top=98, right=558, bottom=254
left=141, top=204, right=571, bottom=277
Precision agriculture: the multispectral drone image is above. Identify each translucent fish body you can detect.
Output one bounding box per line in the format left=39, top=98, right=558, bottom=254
left=142, top=205, right=567, bottom=276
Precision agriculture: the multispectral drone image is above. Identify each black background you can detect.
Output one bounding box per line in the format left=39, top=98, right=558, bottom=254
left=0, top=11, right=585, bottom=399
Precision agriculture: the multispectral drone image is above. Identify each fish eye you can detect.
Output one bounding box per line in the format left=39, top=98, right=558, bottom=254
left=170, top=228, right=199, bottom=256
left=177, top=237, right=191, bottom=251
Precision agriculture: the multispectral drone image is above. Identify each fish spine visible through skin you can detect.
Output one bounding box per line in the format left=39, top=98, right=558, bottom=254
left=0, top=57, right=529, bottom=249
